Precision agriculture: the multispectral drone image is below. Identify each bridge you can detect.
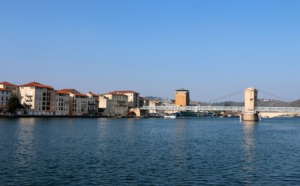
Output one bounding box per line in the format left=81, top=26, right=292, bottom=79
left=140, top=106, right=300, bottom=112
left=140, top=87, right=300, bottom=121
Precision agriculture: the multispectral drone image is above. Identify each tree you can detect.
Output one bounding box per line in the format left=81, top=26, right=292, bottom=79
left=224, top=101, right=231, bottom=106
left=7, top=96, right=22, bottom=113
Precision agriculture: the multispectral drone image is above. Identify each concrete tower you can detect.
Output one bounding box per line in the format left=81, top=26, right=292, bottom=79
left=244, top=87, right=259, bottom=121
left=175, top=89, right=190, bottom=106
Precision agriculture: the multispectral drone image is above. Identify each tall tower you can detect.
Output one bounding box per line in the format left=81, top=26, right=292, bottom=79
left=244, top=87, right=259, bottom=121
left=175, top=89, right=190, bottom=106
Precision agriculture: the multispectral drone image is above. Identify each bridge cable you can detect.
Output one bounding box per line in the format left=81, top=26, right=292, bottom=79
left=258, top=89, right=292, bottom=102
left=205, top=89, right=244, bottom=105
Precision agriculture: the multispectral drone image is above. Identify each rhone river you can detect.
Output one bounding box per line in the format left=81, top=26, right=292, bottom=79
left=0, top=117, right=300, bottom=185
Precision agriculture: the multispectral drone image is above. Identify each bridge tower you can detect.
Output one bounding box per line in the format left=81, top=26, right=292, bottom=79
left=244, top=87, right=259, bottom=121
left=175, top=88, right=190, bottom=106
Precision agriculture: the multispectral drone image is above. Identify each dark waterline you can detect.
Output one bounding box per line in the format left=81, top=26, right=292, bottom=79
left=0, top=118, right=300, bottom=185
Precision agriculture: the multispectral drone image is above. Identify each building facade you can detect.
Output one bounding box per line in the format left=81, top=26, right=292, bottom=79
left=55, top=90, right=70, bottom=115
left=0, top=81, right=19, bottom=97
left=0, top=88, right=11, bottom=111
left=59, top=89, right=91, bottom=116
left=19, top=82, right=56, bottom=115
left=99, top=92, right=128, bottom=116
left=109, top=90, right=139, bottom=108
left=87, top=92, right=99, bottom=115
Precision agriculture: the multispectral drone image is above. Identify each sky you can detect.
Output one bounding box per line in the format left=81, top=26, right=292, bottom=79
left=0, top=0, right=299, bottom=102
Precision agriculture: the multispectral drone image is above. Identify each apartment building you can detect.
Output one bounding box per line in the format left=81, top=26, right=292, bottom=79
left=99, top=92, right=128, bottom=116
left=139, top=97, right=150, bottom=116
left=19, top=82, right=56, bottom=115
left=109, top=90, right=139, bottom=108
left=0, top=81, right=19, bottom=97
left=55, top=90, right=70, bottom=115
left=87, top=92, right=99, bottom=115
left=139, top=97, right=150, bottom=107
left=60, top=89, right=91, bottom=115
left=0, top=88, right=11, bottom=110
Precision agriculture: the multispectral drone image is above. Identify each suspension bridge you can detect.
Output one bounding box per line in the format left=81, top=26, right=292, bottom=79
left=140, top=87, right=300, bottom=120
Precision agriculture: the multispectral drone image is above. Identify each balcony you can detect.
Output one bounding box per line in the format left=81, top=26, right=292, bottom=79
left=25, top=94, right=33, bottom=97
left=25, top=99, right=33, bottom=102
left=88, top=102, right=95, bottom=105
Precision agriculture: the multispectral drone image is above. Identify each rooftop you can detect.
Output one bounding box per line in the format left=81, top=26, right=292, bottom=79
left=56, top=90, right=70, bottom=95
left=0, top=81, right=17, bottom=86
left=110, top=90, right=139, bottom=94
left=176, top=88, right=189, bottom=92
left=87, top=91, right=99, bottom=97
left=106, top=92, right=128, bottom=96
left=20, top=82, right=54, bottom=89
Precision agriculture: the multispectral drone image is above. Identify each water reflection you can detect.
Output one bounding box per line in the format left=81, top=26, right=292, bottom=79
left=15, top=118, right=37, bottom=173
left=173, top=120, right=188, bottom=177
left=242, top=121, right=258, bottom=181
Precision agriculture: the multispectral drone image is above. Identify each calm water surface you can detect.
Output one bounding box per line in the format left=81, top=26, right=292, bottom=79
left=0, top=117, right=300, bottom=185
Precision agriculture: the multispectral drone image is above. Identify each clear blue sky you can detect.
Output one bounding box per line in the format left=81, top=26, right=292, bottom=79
left=0, top=0, right=299, bottom=101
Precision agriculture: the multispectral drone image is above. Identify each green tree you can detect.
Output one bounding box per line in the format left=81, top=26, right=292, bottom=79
left=7, top=96, right=22, bottom=113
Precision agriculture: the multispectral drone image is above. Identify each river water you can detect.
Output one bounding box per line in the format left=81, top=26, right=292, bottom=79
left=0, top=117, right=299, bottom=185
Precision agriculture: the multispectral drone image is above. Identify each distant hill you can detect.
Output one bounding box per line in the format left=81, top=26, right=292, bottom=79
left=143, top=96, right=300, bottom=107
left=144, top=96, right=164, bottom=101
left=288, top=99, right=300, bottom=107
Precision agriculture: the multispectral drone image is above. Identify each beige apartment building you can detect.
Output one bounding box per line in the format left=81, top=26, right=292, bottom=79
left=19, top=82, right=56, bottom=115
left=109, top=90, right=139, bottom=108
left=60, top=89, right=92, bottom=115
left=87, top=92, right=99, bottom=115
left=0, top=81, right=19, bottom=97
left=0, top=88, right=11, bottom=111
left=99, top=92, right=128, bottom=116
left=55, top=90, right=70, bottom=115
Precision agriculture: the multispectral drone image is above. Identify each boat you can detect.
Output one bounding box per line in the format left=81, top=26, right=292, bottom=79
left=164, top=111, right=216, bottom=119
left=163, top=113, right=177, bottom=119
left=164, top=115, right=177, bottom=119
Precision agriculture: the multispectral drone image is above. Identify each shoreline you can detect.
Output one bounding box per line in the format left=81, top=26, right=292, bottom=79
left=0, top=115, right=146, bottom=119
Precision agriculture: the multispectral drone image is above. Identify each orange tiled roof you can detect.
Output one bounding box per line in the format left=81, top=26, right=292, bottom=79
left=60, top=89, right=79, bottom=94
left=74, top=92, right=88, bottom=97
left=110, top=93, right=128, bottom=96
left=88, top=91, right=99, bottom=97
left=110, top=90, right=139, bottom=94
left=20, top=82, right=53, bottom=89
left=0, top=81, right=17, bottom=86
left=106, top=91, right=128, bottom=96
left=56, top=90, right=70, bottom=95
left=0, top=88, right=11, bottom=92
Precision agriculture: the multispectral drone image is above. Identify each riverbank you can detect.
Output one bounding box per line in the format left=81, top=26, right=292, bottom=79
left=0, top=115, right=162, bottom=119
left=0, top=115, right=130, bottom=118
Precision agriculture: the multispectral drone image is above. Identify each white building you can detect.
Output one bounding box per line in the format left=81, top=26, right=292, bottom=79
left=87, top=92, right=99, bottom=115
left=19, top=82, right=56, bottom=115
left=0, top=88, right=11, bottom=111
left=99, top=92, right=128, bottom=116
left=55, top=90, right=70, bottom=115
left=109, top=90, right=139, bottom=108
left=60, top=89, right=91, bottom=116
